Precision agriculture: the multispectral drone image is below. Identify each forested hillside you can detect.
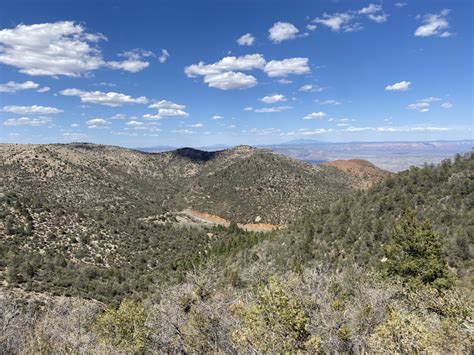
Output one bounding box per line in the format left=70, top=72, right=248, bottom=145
left=1, top=150, right=472, bottom=353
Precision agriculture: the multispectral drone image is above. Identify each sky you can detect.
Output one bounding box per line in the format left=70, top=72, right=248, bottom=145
left=0, top=0, right=472, bottom=148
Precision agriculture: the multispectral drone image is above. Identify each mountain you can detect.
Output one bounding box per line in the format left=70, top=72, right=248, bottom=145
left=0, top=143, right=355, bottom=225
left=1, top=146, right=472, bottom=354
left=322, top=159, right=392, bottom=188
left=0, top=143, right=357, bottom=301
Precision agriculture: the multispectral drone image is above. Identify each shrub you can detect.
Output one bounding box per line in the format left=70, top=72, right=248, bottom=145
left=93, top=299, right=148, bottom=352
left=231, top=277, right=311, bottom=352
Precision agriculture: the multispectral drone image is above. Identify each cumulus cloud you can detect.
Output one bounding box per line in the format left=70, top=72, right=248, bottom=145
left=395, top=3, right=407, bottom=7
left=158, top=49, right=170, bottom=63
left=86, top=118, right=110, bottom=128
left=358, top=4, right=388, bottom=23
left=268, top=22, right=299, bottom=43
left=313, top=12, right=356, bottom=32
left=204, top=71, right=257, bottom=90
left=3, top=116, right=51, bottom=126
left=415, top=9, right=452, bottom=37
left=185, top=54, right=310, bottom=89
left=277, top=79, right=293, bottom=84
left=211, top=115, right=224, bottom=120
left=1, top=105, right=62, bottom=114
left=108, top=49, right=153, bottom=73
left=0, top=21, right=152, bottom=77
left=60, top=88, right=148, bottom=107
left=0, top=80, right=39, bottom=93
left=385, top=80, right=411, bottom=91
left=237, top=33, right=255, bottom=46
left=264, top=58, right=310, bottom=77
left=260, top=94, right=286, bottom=104
left=185, top=54, right=265, bottom=77
left=441, top=101, right=453, bottom=109
left=306, top=24, right=317, bottom=31
left=185, top=54, right=264, bottom=90
left=303, top=111, right=326, bottom=120
left=144, top=100, right=189, bottom=119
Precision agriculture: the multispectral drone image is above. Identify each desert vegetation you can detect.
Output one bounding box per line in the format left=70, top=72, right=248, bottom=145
left=0, top=146, right=472, bottom=353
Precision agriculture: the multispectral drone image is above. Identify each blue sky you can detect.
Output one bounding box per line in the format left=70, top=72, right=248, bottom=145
left=0, top=0, right=472, bottom=147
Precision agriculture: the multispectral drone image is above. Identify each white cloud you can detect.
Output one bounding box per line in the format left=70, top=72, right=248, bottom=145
left=420, top=96, right=441, bottom=103
left=107, top=49, right=152, bottom=73
left=313, top=12, right=356, bottom=32
left=306, top=24, right=317, bottom=31
left=144, top=99, right=189, bottom=119
left=243, top=107, right=254, bottom=111
left=316, top=99, right=341, bottom=105
left=415, top=10, right=452, bottom=37
left=185, top=54, right=264, bottom=90
left=86, top=118, right=110, bottom=128
left=172, top=129, right=195, bottom=134
left=253, top=106, right=292, bottom=113
left=441, top=101, right=453, bottom=109
left=37, top=86, right=50, bottom=93
left=299, top=84, right=324, bottom=92
left=158, top=49, right=170, bottom=63
left=299, top=128, right=333, bottom=136
left=264, top=57, right=310, bottom=77
left=268, top=22, right=299, bottom=43
left=185, top=54, right=310, bottom=89
left=0, top=21, right=106, bottom=76
left=237, top=33, right=255, bottom=46
left=125, top=120, right=144, bottom=126
left=188, top=123, right=203, bottom=128
left=1, top=105, right=62, bottom=114
left=3, top=116, right=51, bottom=126
left=110, top=113, right=127, bottom=120
left=63, top=132, right=87, bottom=141
left=60, top=88, right=148, bottom=107
left=303, top=111, right=326, bottom=120
left=260, top=94, right=286, bottom=104
left=94, top=82, right=116, bottom=87
left=0, top=80, right=39, bottom=93
left=359, top=4, right=382, bottom=15
left=359, top=4, right=388, bottom=23
left=149, top=100, right=185, bottom=110
left=343, top=125, right=449, bottom=133
left=277, top=79, right=293, bottom=84
left=368, top=13, right=388, bottom=23
left=395, top=3, right=407, bottom=8
left=211, top=115, right=224, bottom=120
left=0, top=21, right=152, bottom=76
left=204, top=71, right=257, bottom=90
left=185, top=54, right=265, bottom=77
left=407, top=102, right=430, bottom=112
left=385, top=80, right=411, bottom=91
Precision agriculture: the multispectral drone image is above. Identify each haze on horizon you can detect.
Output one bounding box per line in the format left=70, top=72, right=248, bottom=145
left=0, top=0, right=472, bottom=147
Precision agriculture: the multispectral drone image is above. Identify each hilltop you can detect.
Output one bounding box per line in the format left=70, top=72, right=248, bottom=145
left=322, top=159, right=391, bottom=188
left=0, top=143, right=355, bottom=224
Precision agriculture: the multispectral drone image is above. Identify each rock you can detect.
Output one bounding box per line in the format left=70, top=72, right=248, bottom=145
left=255, top=215, right=262, bottom=223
